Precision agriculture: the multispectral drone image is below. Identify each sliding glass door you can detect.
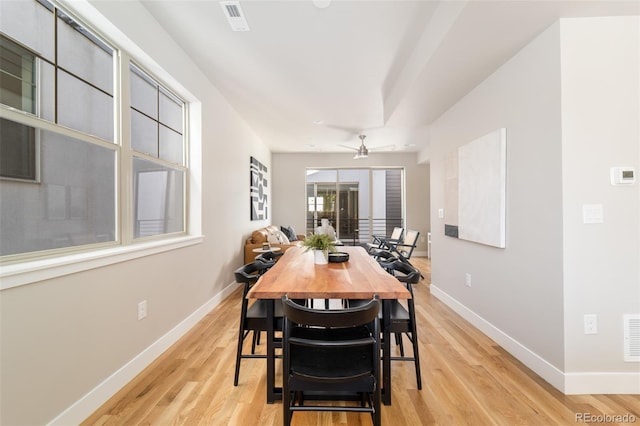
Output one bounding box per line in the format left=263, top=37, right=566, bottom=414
left=338, top=182, right=359, bottom=243
left=306, top=168, right=404, bottom=245
left=307, top=181, right=337, bottom=232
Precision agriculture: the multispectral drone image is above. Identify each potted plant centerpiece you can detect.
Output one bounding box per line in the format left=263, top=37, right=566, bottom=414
left=302, top=233, right=336, bottom=265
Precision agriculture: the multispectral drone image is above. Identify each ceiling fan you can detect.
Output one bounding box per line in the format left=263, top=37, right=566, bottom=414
left=339, top=134, right=394, bottom=159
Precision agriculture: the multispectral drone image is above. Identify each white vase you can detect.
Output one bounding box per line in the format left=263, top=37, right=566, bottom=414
left=313, top=249, right=328, bottom=265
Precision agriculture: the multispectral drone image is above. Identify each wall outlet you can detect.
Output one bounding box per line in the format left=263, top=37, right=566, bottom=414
left=138, top=300, right=147, bottom=320
left=584, top=314, right=597, bottom=334
left=465, top=273, right=472, bottom=287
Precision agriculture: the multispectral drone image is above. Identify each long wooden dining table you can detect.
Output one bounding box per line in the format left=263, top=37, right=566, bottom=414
left=246, top=245, right=411, bottom=405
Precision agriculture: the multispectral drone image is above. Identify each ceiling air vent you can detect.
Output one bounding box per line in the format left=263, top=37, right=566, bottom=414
left=624, top=314, right=640, bottom=362
left=220, top=1, right=250, bottom=32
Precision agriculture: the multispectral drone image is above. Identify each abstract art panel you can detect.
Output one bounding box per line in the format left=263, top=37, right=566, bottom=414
left=250, top=156, right=268, bottom=220
left=445, top=128, right=506, bottom=248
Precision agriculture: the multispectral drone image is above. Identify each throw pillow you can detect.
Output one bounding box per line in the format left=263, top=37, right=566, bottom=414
left=276, top=229, right=290, bottom=244
left=266, top=227, right=280, bottom=244
left=280, top=226, right=291, bottom=240
left=287, top=225, right=298, bottom=241
left=267, top=227, right=290, bottom=244
left=281, top=225, right=297, bottom=242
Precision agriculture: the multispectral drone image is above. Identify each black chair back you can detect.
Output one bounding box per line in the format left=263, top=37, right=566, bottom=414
left=254, top=250, right=283, bottom=268
left=234, top=261, right=270, bottom=289
left=380, top=259, right=421, bottom=284
left=281, top=295, right=381, bottom=426
left=282, top=295, right=379, bottom=328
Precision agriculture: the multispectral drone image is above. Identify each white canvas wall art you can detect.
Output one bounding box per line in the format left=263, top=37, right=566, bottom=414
left=445, top=128, right=506, bottom=248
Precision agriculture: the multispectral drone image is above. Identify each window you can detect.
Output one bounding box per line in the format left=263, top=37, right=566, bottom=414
left=133, top=158, right=185, bottom=238
left=0, top=118, right=37, bottom=181
left=0, top=0, right=189, bottom=260
left=130, top=65, right=186, bottom=239
left=0, top=36, right=38, bottom=181
left=0, top=37, right=36, bottom=114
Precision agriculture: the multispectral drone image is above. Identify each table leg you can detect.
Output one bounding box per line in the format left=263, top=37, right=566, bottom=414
left=382, top=299, right=392, bottom=405
left=266, top=299, right=276, bottom=404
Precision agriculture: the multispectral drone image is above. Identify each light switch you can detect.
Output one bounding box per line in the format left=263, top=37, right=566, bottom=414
left=582, top=204, right=603, bottom=224
left=438, top=208, right=444, bottom=219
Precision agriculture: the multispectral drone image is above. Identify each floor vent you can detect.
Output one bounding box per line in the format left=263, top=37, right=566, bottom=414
left=220, top=1, right=250, bottom=32
left=624, top=314, right=640, bottom=362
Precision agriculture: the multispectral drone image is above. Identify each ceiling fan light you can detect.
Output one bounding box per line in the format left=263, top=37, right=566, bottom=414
left=354, top=148, right=368, bottom=159
left=351, top=135, right=369, bottom=159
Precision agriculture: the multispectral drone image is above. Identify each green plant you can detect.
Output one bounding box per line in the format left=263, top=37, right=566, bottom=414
left=302, top=233, right=336, bottom=254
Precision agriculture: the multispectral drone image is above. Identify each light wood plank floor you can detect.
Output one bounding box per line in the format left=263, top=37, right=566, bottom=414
left=83, top=257, right=639, bottom=425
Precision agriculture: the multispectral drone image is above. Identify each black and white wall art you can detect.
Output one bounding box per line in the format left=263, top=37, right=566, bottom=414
left=250, top=156, right=268, bottom=220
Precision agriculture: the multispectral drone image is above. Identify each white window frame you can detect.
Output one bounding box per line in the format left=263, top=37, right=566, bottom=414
left=127, top=62, right=188, bottom=242
left=0, top=0, right=203, bottom=289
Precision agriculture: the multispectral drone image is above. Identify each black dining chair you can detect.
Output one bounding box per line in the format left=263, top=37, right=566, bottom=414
left=348, top=259, right=422, bottom=390
left=254, top=250, right=283, bottom=269
left=377, top=259, right=422, bottom=389
left=281, top=295, right=381, bottom=426
left=254, top=250, right=289, bottom=343
left=368, top=248, right=397, bottom=272
left=233, top=261, right=280, bottom=386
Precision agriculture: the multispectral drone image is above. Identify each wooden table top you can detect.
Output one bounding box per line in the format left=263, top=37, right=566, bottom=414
left=247, top=246, right=410, bottom=300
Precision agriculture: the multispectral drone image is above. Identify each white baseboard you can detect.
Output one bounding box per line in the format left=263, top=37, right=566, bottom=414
left=430, top=284, right=566, bottom=392
left=430, top=284, right=640, bottom=395
left=48, top=281, right=241, bottom=426
left=564, top=372, right=640, bottom=394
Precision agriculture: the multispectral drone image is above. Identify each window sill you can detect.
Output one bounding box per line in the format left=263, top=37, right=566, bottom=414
left=0, top=235, right=204, bottom=290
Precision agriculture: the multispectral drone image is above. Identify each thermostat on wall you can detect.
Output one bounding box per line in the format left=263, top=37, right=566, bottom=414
left=610, top=167, right=635, bottom=185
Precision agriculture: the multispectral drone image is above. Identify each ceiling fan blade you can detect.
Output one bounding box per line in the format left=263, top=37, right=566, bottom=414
left=338, top=144, right=359, bottom=151
left=368, top=144, right=395, bottom=151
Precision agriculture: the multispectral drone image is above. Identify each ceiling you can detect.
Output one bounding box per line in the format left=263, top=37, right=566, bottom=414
left=141, top=0, right=639, bottom=156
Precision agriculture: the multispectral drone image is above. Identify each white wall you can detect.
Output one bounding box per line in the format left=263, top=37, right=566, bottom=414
left=560, top=17, right=640, bottom=390
left=428, top=16, right=640, bottom=394
left=1, top=7, right=635, bottom=426
left=0, top=1, right=271, bottom=424
left=429, top=21, right=566, bottom=382
left=271, top=153, right=430, bottom=254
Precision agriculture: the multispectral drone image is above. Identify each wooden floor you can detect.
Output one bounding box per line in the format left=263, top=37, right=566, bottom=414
left=83, top=257, right=639, bottom=425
